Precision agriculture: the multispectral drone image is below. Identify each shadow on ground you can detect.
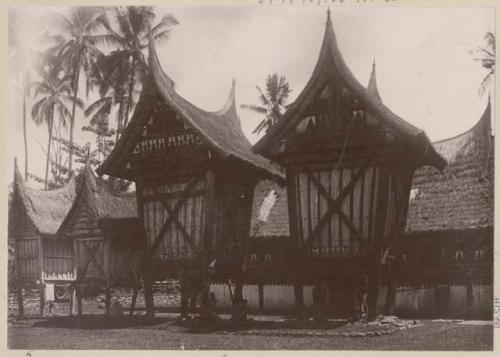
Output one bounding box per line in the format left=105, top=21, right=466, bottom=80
left=29, top=315, right=175, bottom=330
left=20, top=314, right=349, bottom=333
left=180, top=318, right=347, bottom=333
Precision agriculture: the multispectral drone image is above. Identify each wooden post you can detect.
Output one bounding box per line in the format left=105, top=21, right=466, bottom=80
left=69, top=285, right=75, bottom=316
left=384, top=284, right=396, bottom=316
left=17, top=283, right=24, bottom=317
left=466, top=277, right=473, bottom=319
left=71, top=238, right=77, bottom=316
left=143, top=259, right=155, bottom=319
left=105, top=237, right=112, bottom=316
left=201, top=169, right=215, bottom=319
left=286, top=169, right=306, bottom=318
left=180, top=277, right=188, bottom=318
left=367, top=166, right=390, bottom=321
left=258, top=284, right=264, bottom=310
left=39, top=284, right=45, bottom=316
left=129, top=285, right=139, bottom=316
left=294, top=284, right=305, bottom=317
left=77, top=283, right=83, bottom=315
left=136, top=179, right=155, bottom=319
left=38, top=237, right=45, bottom=316
left=105, top=284, right=112, bottom=316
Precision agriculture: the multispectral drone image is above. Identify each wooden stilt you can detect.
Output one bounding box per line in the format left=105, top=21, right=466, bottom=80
left=384, top=284, right=396, bottom=316
left=294, top=284, right=305, bottom=315
left=466, top=280, right=473, bottom=319
left=143, top=260, right=155, bottom=319
left=367, top=265, right=380, bottom=321
left=129, top=285, right=139, bottom=316
left=180, top=282, right=188, bottom=318
left=189, top=294, right=197, bottom=313
left=258, top=284, right=264, bottom=310
left=105, top=284, right=112, bottom=316
left=17, top=283, right=24, bottom=317
left=231, top=280, right=245, bottom=322
left=39, top=284, right=45, bottom=316
left=77, top=284, right=83, bottom=316
left=69, top=285, right=75, bottom=316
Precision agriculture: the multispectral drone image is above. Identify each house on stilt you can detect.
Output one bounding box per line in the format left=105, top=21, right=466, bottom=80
left=393, top=100, right=493, bottom=319
left=251, top=10, right=445, bottom=320
left=97, top=34, right=283, bottom=318
left=58, top=164, right=142, bottom=316
left=8, top=159, right=76, bottom=316
left=212, top=64, right=493, bottom=320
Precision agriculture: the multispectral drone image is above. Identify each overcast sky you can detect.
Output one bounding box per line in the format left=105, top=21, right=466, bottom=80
left=7, top=5, right=495, bottom=186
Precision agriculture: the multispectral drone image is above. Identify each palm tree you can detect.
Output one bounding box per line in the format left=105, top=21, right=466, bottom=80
left=52, top=7, right=106, bottom=178
left=86, top=51, right=129, bottom=143
left=8, top=9, right=31, bottom=181
left=473, top=32, right=495, bottom=97
left=31, top=54, right=81, bottom=189
left=241, top=73, right=291, bottom=135
left=98, top=6, right=178, bottom=133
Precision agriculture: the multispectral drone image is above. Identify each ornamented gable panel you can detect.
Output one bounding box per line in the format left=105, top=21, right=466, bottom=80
left=128, top=98, right=210, bottom=175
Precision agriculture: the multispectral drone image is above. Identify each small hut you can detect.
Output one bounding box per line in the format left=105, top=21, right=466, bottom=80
left=97, top=35, right=283, bottom=318
left=393, top=101, right=494, bottom=319
left=252, top=10, right=445, bottom=319
left=58, top=165, right=142, bottom=315
left=9, top=160, right=76, bottom=315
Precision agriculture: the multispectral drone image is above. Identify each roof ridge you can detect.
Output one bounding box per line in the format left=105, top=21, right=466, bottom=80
left=148, top=37, right=233, bottom=158
left=432, top=100, right=491, bottom=145
left=367, top=57, right=381, bottom=100
left=13, top=158, right=22, bottom=185
left=253, top=10, right=445, bottom=170
left=148, top=38, right=238, bottom=121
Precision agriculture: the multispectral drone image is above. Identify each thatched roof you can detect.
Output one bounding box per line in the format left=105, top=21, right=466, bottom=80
left=253, top=10, right=445, bottom=170
left=250, top=100, right=493, bottom=238
left=11, top=160, right=76, bottom=236
left=59, top=165, right=137, bottom=235
left=250, top=180, right=289, bottom=238
left=406, top=101, right=493, bottom=233
left=97, top=34, right=283, bottom=182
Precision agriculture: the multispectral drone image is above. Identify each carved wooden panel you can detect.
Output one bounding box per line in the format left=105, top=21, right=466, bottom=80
left=291, top=165, right=379, bottom=256
left=142, top=180, right=206, bottom=259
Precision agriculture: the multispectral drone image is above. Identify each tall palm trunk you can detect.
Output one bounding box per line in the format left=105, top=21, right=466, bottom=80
left=68, top=51, right=81, bottom=179
left=22, top=73, right=28, bottom=181
left=124, top=57, right=136, bottom=128
left=44, top=107, right=54, bottom=190
left=115, top=99, right=125, bottom=143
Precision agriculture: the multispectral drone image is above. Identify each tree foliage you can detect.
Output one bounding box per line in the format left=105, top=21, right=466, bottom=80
left=472, top=32, right=495, bottom=97
left=241, top=73, right=291, bottom=135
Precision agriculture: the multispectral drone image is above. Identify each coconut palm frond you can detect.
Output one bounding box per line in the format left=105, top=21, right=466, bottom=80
left=243, top=74, right=292, bottom=135
left=252, top=117, right=272, bottom=135
left=474, top=32, right=496, bottom=97
left=256, top=86, right=271, bottom=108
left=484, top=32, right=495, bottom=52
left=85, top=96, right=113, bottom=117
left=240, top=104, right=267, bottom=114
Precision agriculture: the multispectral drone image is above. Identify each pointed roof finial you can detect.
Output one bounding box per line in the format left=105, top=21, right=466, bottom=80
left=326, top=7, right=331, bottom=25
left=14, top=157, right=22, bottom=183
left=367, top=58, right=381, bottom=101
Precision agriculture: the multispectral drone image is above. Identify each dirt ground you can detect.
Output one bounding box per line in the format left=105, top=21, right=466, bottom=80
left=7, top=314, right=493, bottom=350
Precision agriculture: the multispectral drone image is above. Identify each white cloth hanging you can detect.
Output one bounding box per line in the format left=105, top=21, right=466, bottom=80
left=44, top=283, right=55, bottom=301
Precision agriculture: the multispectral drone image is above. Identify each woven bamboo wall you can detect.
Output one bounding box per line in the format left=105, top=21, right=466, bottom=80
left=291, top=166, right=379, bottom=256
left=42, top=239, right=74, bottom=281
left=142, top=180, right=206, bottom=259
left=16, top=238, right=39, bottom=280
